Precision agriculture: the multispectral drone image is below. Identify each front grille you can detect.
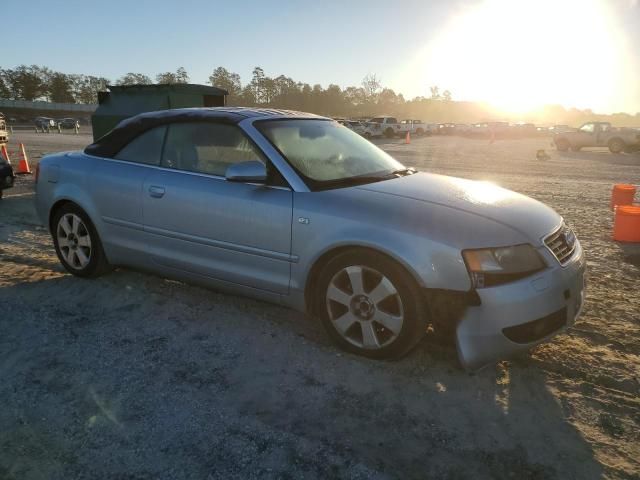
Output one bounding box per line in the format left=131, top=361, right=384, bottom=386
left=502, top=307, right=567, bottom=344
left=544, top=224, right=576, bottom=264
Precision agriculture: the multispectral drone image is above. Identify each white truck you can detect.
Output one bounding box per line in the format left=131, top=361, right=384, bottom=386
left=368, top=116, right=402, bottom=138
left=399, top=119, right=429, bottom=136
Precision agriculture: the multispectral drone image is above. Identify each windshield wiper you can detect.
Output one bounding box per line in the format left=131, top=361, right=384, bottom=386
left=315, top=168, right=416, bottom=190
left=389, top=167, right=416, bottom=176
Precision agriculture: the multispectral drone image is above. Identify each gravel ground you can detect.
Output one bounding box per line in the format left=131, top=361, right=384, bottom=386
left=1, top=131, right=639, bottom=479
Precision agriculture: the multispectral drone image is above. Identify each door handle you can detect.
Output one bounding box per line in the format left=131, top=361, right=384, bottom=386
left=148, top=186, right=165, bottom=198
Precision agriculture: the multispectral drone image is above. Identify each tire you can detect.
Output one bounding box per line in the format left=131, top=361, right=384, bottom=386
left=608, top=138, right=625, bottom=154
left=317, top=250, right=428, bottom=359
left=52, top=203, right=111, bottom=278
left=555, top=138, right=570, bottom=152
left=571, top=146, right=581, bottom=152
left=416, top=128, right=424, bottom=136
left=384, top=127, right=395, bottom=138
left=364, top=132, right=372, bottom=139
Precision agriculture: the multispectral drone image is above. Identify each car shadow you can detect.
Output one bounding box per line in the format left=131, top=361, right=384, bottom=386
left=0, top=263, right=605, bottom=479
left=0, top=193, right=608, bottom=479
left=557, top=149, right=640, bottom=166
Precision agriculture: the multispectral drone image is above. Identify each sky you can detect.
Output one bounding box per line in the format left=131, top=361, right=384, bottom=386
left=4, top=0, right=640, bottom=114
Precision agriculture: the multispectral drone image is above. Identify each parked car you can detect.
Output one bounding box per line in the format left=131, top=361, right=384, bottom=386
left=487, top=121, right=511, bottom=138
left=368, top=116, right=402, bottom=138
left=34, top=117, right=56, bottom=129
left=453, top=124, right=472, bottom=136
left=469, top=123, right=489, bottom=138
left=437, top=123, right=456, bottom=135
left=0, top=113, right=8, bottom=144
left=35, top=107, right=586, bottom=370
left=548, top=125, right=572, bottom=134
left=58, top=118, right=80, bottom=129
left=399, top=120, right=428, bottom=136
left=337, top=119, right=367, bottom=136
left=0, top=153, right=15, bottom=199
left=512, top=123, right=537, bottom=137
left=553, top=122, right=640, bottom=153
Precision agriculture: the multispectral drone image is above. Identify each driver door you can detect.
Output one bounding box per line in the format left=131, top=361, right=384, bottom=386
left=142, top=121, right=293, bottom=294
left=576, top=123, right=595, bottom=148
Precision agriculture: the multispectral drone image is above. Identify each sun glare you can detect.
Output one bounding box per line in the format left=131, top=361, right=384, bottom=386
left=406, top=0, right=635, bottom=115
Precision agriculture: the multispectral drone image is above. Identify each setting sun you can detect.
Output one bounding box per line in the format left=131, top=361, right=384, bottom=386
left=406, top=0, right=638, bottom=114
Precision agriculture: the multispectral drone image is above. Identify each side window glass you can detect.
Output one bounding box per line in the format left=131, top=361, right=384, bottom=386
left=115, top=126, right=166, bottom=165
left=580, top=124, right=594, bottom=133
left=161, top=122, right=265, bottom=177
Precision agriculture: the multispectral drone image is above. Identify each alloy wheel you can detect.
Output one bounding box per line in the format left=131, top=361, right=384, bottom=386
left=56, top=213, right=92, bottom=269
left=325, top=265, right=404, bottom=349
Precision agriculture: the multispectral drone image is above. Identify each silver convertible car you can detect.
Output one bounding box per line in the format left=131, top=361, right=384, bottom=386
left=35, top=108, right=586, bottom=370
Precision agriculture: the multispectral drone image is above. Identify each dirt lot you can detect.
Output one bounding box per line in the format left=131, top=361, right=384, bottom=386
left=1, top=131, right=639, bottom=479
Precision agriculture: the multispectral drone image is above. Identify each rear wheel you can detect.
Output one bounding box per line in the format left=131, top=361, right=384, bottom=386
left=384, top=127, right=395, bottom=138
left=52, top=204, right=111, bottom=278
left=608, top=138, right=625, bottom=154
left=317, top=250, right=428, bottom=359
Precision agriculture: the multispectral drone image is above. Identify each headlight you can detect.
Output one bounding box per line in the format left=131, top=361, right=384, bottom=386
left=462, top=244, right=546, bottom=288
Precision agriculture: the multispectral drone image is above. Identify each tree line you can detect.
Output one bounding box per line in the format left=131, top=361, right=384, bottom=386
left=1, top=64, right=638, bottom=126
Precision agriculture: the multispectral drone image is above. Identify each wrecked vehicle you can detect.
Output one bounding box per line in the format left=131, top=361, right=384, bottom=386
left=35, top=108, right=586, bottom=370
left=554, top=121, right=640, bottom=153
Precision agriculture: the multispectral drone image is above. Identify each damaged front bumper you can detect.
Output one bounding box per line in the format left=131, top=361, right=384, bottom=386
left=456, top=241, right=586, bottom=371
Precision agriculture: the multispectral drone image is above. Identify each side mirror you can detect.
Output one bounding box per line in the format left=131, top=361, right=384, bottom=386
left=225, top=160, right=267, bottom=183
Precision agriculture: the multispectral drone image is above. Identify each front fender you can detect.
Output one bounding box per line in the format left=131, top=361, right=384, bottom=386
left=293, top=225, right=471, bottom=294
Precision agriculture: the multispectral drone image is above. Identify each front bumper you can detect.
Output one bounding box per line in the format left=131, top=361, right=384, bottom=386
left=456, top=241, right=586, bottom=371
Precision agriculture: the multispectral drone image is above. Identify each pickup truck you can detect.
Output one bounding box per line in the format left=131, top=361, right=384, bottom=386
left=368, top=116, right=402, bottom=138
left=399, top=119, right=429, bottom=136
left=553, top=122, right=640, bottom=153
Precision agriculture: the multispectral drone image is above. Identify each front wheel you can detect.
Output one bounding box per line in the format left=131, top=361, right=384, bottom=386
left=52, top=204, right=111, bottom=278
left=608, top=138, right=625, bottom=154
left=317, top=250, right=428, bottom=359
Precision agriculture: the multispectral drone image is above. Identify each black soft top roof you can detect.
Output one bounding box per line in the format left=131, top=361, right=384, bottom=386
left=84, top=107, right=324, bottom=158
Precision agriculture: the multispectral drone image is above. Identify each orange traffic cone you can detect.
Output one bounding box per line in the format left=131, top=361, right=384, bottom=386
left=1, top=144, right=10, bottom=164
left=15, top=143, right=32, bottom=174
left=405, top=131, right=411, bottom=144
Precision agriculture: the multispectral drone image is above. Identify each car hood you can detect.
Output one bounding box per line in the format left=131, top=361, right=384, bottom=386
left=355, top=172, right=561, bottom=244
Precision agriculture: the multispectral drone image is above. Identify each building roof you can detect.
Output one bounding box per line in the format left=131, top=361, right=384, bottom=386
left=106, top=83, right=229, bottom=96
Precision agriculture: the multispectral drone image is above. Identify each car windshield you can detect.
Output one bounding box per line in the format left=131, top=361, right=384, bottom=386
left=257, top=119, right=406, bottom=189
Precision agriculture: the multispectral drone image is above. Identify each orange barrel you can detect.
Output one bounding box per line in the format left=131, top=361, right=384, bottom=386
left=611, top=184, right=636, bottom=210
left=613, top=205, right=640, bottom=242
